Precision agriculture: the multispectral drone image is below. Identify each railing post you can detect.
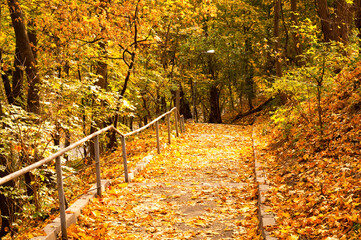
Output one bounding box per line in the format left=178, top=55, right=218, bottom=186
left=167, top=114, right=171, bottom=144
left=174, top=110, right=179, bottom=137
left=180, top=116, right=184, bottom=133
left=94, top=135, right=101, bottom=197
left=121, top=136, right=129, bottom=182
left=55, top=156, right=68, bottom=240
left=156, top=121, right=160, bottom=154
left=181, top=116, right=185, bottom=132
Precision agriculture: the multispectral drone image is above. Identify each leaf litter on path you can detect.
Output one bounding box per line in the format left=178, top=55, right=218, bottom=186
left=67, top=123, right=261, bottom=239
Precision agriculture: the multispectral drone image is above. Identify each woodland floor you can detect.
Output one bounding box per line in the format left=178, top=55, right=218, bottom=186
left=66, top=123, right=262, bottom=239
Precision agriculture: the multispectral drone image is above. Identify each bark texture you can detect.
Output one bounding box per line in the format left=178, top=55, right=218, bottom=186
left=274, top=0, right=282, bottom=77
left=7, top=0, right=40, bottom=114
left=290, top=0, right=304, bottom=66
left=317, top=0, right=352, bottom=43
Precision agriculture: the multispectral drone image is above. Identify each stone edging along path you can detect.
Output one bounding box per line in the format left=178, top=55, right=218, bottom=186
left=252, top=128, right=278, bottom=240
left=32, top=154, right=155, bottom=240
left=33, top=125, right=277, bottom=240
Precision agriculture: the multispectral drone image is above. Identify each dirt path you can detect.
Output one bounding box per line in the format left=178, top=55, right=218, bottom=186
left=67, top=124, right=261, bottom=239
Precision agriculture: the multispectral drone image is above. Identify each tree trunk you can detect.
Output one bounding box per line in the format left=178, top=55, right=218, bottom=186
left=28, top=23, right=37, bottom=61
left=191, top=80, right=198, bottom=122
left=334, top=0, right=352, bottom=43
left=317, top=0, right=333, bottom=42
left=109, top=0, right=138, bottom=148
left=290, top=0, right=304, bottom=66
left=7, top=0, right=40, bottom=114
left=244, top=37, right=255, bottom=110
left=317, top=0, right=352, bottom=43
left=91, top=50, right=108, bottom=157
left=176, top=84, right=180, bottom=115
left=274, top=0, right=282, bottom=77
left=209, top=85, right=222, bottom=123
left=142, top=94, right=152, bottom=124
left=180, top=89, right=193, bottom=119
left=89, top=57, right=107, bottom=160
left=161, top=97, right=167, bottom=113
left=129, top=116, right=134, bottom=131
left=355, top=0, right=361, bottom=40
left=2, top=73, right=14, bottom=104
left=173, top=85, right=192, bottom=119
left=12, top=47, right=24, bottom=105
left=280, top=3, right=289, bottom=59
left=156, top=89, right=161, bottom=116
left=246, top=76, right=254, bottom=110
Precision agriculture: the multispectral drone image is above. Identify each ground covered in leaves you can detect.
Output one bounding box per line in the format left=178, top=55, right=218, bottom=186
left=254, top=64, right=361, bottom=239
left=67, top=124, right=261, bottom=239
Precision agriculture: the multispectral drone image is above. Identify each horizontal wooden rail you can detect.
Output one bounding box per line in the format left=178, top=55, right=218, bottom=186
left=0, top=107, right=184, bottom=240
left=123, top=107, right=176, bottom=137
left=0, top=108, right=178, bottom=186
left=0, top=125, right=113, bottom=186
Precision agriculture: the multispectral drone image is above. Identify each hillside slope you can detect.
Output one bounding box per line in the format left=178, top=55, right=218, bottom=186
left=258, top=64, right=361, bottom=238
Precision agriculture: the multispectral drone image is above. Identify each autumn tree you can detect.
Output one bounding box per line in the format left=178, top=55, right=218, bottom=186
left=7, top=0, right=40, bottom=113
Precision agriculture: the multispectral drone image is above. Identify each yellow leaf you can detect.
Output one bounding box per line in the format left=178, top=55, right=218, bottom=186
left=118, top=183, right=128, bottom=188
left=289, top=235, right=299, bottom=240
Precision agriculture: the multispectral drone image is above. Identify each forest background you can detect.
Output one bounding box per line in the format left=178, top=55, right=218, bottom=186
left=1, top=0, right=361, bottom=238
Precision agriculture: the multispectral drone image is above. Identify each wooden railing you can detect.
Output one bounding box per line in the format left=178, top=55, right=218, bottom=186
left=0, top=107, right=185, bottom=240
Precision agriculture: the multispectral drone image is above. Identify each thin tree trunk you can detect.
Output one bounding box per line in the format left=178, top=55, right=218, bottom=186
left=228, top=81, right=234, bottom=110
left=280, top=2, right=289, bottom=59
left=78, top=67, right=87, bottom=157
left=129, top=116, right=134, bottom=131
left=274, top=0, right=282, bottom=77
left=109, top=1, right=140, bottom=149
left=244, top=37, right=254, bottom=110
left=246, top=78, right=254, bottom=110
left=12, top=47, right=24, bottom=105
left=91, top=42, right=108, bottom=159
left=156, top=89, right=161, bottom=116
left=176, top=84, right=180, bottom=115
left=291, top=0, right=304, bottom=65
left=160, top=97, right=167, bottom=113
left=354, top=0, right=361, bottom=40
left=2, top=73, right=14, bottom=104
left=209, top=85, right=222, bottom=123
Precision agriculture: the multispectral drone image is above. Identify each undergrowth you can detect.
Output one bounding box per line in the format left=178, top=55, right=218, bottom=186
left=260, top=63, right=361, bottom=238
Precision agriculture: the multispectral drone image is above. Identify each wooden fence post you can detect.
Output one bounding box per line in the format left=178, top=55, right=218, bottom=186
left=167, top=114, right=171, bottom=144
left=180, top=116, right=184, bottom=133
left=156, top=121, right=160, bottom=154
left=121, top=136, right=129, bottom=182
left=181, top=116, right=185, bottom=132
left=175, top=110, right=179, bottom=137
left=94, top=135, right=101, bottom=197
left=55, top=156, right=68, bottom=240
